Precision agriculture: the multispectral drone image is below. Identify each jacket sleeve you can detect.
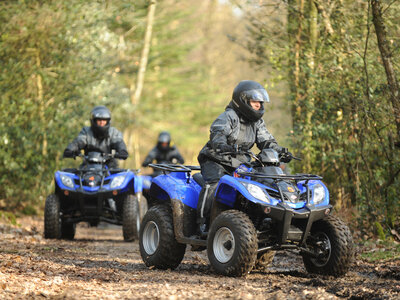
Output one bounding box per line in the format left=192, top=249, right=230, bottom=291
left=142, top=148, right=157, bottom=167
left=110, top=129, right=128, bottom=160
left=209, top=112, right=234, bottom=151
left=63, top=128, right=88, bottom=157
left=255, top=119, right=283, bottom=153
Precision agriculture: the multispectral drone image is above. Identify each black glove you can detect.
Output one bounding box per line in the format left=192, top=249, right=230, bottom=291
left=63, top=149, right=78, bottom=158
left=279, top=148, right=293, bottom=163
left=217, top=144, right=237, bottom=153
left=114, top=152, right=128, bottom=159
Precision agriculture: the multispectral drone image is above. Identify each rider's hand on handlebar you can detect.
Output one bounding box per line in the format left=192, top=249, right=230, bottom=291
left=279, top=148, right=293, bottom=163
left=217, top=144, right=237, bottom=153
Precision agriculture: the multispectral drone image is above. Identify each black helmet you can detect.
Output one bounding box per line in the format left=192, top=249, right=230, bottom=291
left=157, top=131, right=171, bottom=151
left=231, top=80, right=270, bottom=122
left=90, top=106, right=111, bottom=139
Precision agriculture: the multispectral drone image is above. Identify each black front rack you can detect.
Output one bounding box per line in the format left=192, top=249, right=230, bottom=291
left=237, top=171, right=322, bottom=205
left=148, top=163, right=201, bottom=173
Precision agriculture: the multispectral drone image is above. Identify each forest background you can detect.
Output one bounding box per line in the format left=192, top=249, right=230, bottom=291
left=0, top=0, right=399, bottom=239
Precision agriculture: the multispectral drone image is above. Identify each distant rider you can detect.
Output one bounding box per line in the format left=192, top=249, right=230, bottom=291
left=142, top=131, right=184, bottom=176
left=63, top=105, right=128, bottom=168
left=197, top=80, right=292, bottom=231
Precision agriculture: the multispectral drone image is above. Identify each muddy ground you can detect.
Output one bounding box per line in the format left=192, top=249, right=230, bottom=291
left=0, top=217, right=399, bottom=299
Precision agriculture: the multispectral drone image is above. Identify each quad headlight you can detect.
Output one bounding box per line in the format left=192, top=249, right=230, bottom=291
left=313, top=184, right=326, bottom=205
left=61, top=174, right=74, bottom=189
left=241, top=182, right=270, bottom=203
left=110, top=175, right=126, bottom=189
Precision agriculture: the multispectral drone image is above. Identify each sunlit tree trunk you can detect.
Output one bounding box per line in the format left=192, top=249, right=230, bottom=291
left=371, top=0, right=400, bottom=144
left=303, top=0, right=318, bottom=171
left=36, top=50, right=47, bottom=157
left=125, top=0, right=157, bottom=168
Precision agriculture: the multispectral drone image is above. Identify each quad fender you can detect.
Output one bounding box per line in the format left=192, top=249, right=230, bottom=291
left=149, top=173, right=201, bottom=209
left=216, top=176, right=330, bottom=208
left=122, top=172, right=143, bottom=194
left=215, top=175, right=267, bottom=208
left=148, top=173, right=202, bottom=243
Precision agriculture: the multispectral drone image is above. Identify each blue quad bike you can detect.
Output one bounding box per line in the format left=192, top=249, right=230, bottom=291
left=139, top=149, right=353, bottom=277
left=44, top=151, right=147, bottom=241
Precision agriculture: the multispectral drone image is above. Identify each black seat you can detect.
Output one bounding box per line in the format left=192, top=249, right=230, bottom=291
left=192, top=173, right=205, bottom=188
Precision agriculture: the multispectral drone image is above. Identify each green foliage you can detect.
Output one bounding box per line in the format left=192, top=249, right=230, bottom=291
left=0, top=0, right=148, bottom=211
left=241, top=0, right=400, bottom=233
left=360, top=240, right=400, bottom=262
left=0, top=211, right=18, bottom=226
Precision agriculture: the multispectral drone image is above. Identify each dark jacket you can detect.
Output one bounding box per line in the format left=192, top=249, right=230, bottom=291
left=142, top=145, right=184, bottom=167
left=63, top=126, right=128, bottom=167
left=198, top=106, right=283, bottom=167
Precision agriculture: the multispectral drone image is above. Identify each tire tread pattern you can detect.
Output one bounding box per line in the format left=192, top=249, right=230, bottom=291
left=44, top=194, right=61, bottom=239
left=140, top=205, right=186, bottom=270
left=123, top=194, right=139, bottom=241
left=303, top=214, right=354, bottom=277
left=208, top=210, right=257, bottom=277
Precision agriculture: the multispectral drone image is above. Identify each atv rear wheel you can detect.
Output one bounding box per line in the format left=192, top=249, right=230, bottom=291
left=44, top=194, right=61, bottom=239
left=302, top=215, right=353, bottom=277
left=139, top=205, right=186, bottom=270
left=122, top=194, right=140, bottom=242
left=207, top=210, right=257, bottom=277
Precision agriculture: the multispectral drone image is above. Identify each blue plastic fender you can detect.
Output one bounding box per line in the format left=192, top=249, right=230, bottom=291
left=215, top=175, right=275, bottom=207
left=54, top=170, right=142, bottom=194
left=151, top=172, right=201, bottom=209
left=216, top=175, right=330, bottom=209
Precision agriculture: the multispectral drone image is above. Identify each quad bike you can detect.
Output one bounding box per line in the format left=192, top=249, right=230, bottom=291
left=139, top=149, right=353, bottom=277
left=44, top=151, right=146, bottom=241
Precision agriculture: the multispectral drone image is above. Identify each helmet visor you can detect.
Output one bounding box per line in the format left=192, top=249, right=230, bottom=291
left=240, top=88, right=270, bottom=103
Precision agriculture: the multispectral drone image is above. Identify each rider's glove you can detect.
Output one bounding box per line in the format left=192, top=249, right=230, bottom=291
left=63, top=149, right=78, bottom=159
left=217, top=144, right=237, bottom=153
left=114, top=152, right=128, bottom=159
left=279, top=148, right=293, bottom=163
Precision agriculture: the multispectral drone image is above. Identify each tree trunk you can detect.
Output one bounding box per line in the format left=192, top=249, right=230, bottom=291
left=303, top=0, right=318, bottom=171
left=131, top=0, right=156, bottom=106
left=126, top=0, right=157, bottom=167
left=371, top=0, right=400, bottom=143
left=36, top=50, right=47, bottom=156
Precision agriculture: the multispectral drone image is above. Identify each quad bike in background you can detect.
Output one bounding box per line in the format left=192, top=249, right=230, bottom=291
left=44, top=151, right=146, bottom=241
left=139, top=149, right=353, bottom=277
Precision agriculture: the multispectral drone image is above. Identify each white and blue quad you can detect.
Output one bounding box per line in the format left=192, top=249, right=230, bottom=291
left=139, top=149, right=353, bottom=277
left=44, top=151, right=146, bottom=241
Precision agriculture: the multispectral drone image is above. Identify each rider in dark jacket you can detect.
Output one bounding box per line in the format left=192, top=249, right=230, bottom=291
left=63, top=106, right=128, bottom=168
left=197, top=80, right=292, bottom=230
left=142, top=131, right=184, bottom=176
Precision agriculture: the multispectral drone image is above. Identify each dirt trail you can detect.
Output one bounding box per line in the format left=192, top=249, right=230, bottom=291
left=0, top=217, right=399, bottom=299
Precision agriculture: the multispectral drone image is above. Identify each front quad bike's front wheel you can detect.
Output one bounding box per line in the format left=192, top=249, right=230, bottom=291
left=122, top=194, right=140, bottom=242
left=44, top=194, right=61, bottom=239
left=139, top=205, right=186, bottom=270
left=302, top=215, right=353, bottom=277
left=207, top=210, right=257, bottom=277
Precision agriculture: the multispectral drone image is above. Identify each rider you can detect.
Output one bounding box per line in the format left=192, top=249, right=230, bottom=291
left=197, top=80, right=292, bottom=231
left=63, top=105, right=128, bottom=168
left=142, top=131, right=185, bottom=176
